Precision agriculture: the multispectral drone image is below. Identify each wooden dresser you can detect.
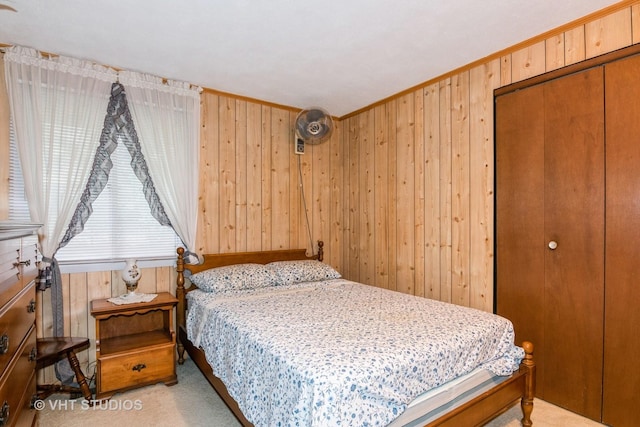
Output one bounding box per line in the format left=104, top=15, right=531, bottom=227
left=0, top=223, right=40, bottom=427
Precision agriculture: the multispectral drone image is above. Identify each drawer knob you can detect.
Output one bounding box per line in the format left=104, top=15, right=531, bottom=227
left=0, top=334, right=8, bottom=355
left=12, top=259, right=31, bottom=268
left=132, top=363, right=146, bottom=372
left=27, top=299, right=36, bottom=313
left=0, top=401, right=9, bottom=427
left=29, top=347, right=37, bottom=362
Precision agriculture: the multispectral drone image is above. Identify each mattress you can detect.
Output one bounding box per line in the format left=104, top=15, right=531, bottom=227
left=186, top=278, right=523, bottom=426
left=387, top=367, right=509, bottom=426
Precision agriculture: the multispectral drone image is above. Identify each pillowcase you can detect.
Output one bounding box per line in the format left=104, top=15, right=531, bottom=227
left=189, top=263, right=279, bottom=293
left=268, top=260, right=341, bottom=286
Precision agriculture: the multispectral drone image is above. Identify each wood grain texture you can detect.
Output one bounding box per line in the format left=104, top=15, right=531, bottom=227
left=423, top=83, right=440, bottom=301
left=564, top=26, right=587, bottom=65
left=289, top=111, right=302, bottom=252
left=345, top=114, right=359, bottom=281
left=602, top=53, right=640, bottom=426
left=395, top=93, right=415, bottom=296
left=373, top=105, right=389, bottom=289
left=545, top=34, right=565, bottom=72
left=438, top=79, right=453, bottom=303
left=450, top=72, right=470, bottom=307
left=633, top=4, right=640, bottom=43
left=495, top=83, right=546, bottom=397
left=511, top=41, right=546, bottom=83
left=413, top=90, right=425, bottom=298
left=585, top=7, right=632, bottom=58
left=359, top=109, right=375, bottom=286
left=469, top=60, right=499, bottom=313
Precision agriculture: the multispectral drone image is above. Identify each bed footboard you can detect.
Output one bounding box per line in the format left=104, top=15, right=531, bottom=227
left=520, top=341, right=535, bottom=426
left=426, top=341, right=535, bottom=427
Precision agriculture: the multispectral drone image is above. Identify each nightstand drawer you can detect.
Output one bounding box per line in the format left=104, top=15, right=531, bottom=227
left=99, top=343, right=175, bottom=393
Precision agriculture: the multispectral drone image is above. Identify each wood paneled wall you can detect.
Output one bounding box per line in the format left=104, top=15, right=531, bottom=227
left=1, top=1, right=638, bottom=380
left=340, top=2, right=640, bottom=313
left=196, top=94, right=343, bottom=266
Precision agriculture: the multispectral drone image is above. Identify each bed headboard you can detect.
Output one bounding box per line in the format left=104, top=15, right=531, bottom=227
left=178, top=242, right=323, bottom=276
left=175, top=241, right=324, bottom=335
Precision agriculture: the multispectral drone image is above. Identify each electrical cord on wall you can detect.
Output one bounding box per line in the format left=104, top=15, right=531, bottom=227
left=297, top=155, right=315, bottom=256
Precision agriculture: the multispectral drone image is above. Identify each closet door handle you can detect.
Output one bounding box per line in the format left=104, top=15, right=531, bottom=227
left=548, top=240, right=558, bottom=250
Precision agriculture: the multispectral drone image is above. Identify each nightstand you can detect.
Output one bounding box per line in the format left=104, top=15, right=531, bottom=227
left=90, top=292, right=178, bottom=399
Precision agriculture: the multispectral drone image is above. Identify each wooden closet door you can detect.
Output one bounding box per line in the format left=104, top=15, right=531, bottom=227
left=603, top=53, right=640, bottom=427
left=496, top=67, right=605, bottom=421
left=543, top=68, right=605, bottom=420
left=495, top=84, right=546, bottom=394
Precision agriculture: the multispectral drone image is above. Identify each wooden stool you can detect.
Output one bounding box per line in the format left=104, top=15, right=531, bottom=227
left=36, top=337, right=93, bottom=404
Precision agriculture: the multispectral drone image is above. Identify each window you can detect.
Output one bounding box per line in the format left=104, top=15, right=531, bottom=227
left=8, top=120, right=29, bottom=221
left=9, top=119, right=181, bottom=272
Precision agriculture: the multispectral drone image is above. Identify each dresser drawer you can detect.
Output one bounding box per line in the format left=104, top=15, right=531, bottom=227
left=98, top=343, right=175, bottom=394
left=0, top=326, right=37, bottom=427
left=0, top=239, right=20, bottom=309
left=0, top=283, right=36, bottom=377
left=13, top=373, right=36, bottom=427
left=19, top=236, right=39, bottom=287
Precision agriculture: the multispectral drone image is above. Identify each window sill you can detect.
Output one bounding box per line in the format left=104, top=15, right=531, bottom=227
left=58, top=257, right=176, bottom=274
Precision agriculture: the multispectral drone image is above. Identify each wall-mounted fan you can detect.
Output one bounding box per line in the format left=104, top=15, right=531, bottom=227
left=294, top=107, right=334, bottom=154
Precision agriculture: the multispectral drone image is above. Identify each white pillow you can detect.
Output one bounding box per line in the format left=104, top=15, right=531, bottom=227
left=268, top=260, right=341, bottom=286
left=189, top=263, right=279, bottom=293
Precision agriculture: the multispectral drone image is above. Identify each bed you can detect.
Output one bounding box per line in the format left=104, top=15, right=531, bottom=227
left=175, top=242, right=535, bottom=426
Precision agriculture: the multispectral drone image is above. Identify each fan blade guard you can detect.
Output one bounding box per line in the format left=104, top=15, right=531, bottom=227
left=295, top=107, right=334, bottom=144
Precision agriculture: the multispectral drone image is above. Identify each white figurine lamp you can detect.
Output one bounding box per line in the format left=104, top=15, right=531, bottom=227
left=121, top=259, right=141, bottom=296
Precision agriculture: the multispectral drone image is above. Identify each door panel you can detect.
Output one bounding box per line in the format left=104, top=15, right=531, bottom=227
left=496, top=66, right=605, bottom=421
left=603, top=53, right=640, bottom=427
left=543, top=68, right=605, bottom=421
left=495, top=84, right=546, bottom=395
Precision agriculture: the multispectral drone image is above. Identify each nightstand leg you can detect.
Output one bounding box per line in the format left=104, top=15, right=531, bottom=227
left=177, top=341, right=185, bottom=364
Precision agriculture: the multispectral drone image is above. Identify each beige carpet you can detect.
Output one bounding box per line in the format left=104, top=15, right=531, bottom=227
left=37, top=360, right=604, bottom=426
left=36, top=358, right=241, bottom=427
left=485, top=399, right=604, bottom=427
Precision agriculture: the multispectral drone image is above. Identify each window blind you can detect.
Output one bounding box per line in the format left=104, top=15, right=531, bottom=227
left=8, top=119, right=30, bottom=222
left=9, top=121, right=181, bottom=267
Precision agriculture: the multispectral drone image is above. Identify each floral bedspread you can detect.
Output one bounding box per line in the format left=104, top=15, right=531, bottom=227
left=186, top=279, right=524, bottom=427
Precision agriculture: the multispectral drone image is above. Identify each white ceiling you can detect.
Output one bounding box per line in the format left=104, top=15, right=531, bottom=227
left=0, top=0, right=622, bottom=116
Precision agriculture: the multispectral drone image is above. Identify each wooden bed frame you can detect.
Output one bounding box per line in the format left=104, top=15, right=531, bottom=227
left=175, top=242, right=535, bottom=427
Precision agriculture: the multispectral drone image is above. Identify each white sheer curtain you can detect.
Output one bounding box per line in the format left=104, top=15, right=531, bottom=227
left=118, top=71, right=201, bottom=258
left=3, top=46, right=116, bottom=270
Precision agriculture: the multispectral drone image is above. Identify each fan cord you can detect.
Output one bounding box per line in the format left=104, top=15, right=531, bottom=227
left=297, top=155, right=315, bottom=256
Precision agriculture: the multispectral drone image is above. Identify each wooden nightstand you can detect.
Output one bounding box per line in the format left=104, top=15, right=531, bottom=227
left=90, top=292, right=178, bottom=399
